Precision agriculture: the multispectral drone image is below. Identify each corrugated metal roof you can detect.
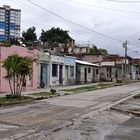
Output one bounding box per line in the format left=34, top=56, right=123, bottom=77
left=76, top=60, right=100, bottom=67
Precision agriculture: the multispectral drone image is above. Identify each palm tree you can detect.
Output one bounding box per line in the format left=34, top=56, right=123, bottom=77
left=2, top=54, right=32, bottom=96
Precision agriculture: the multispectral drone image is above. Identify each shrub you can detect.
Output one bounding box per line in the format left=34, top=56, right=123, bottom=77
left=50, top=88, right=56, bottom=94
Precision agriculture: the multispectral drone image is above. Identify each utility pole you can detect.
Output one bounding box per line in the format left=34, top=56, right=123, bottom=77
left=122, top=40, right=128, bottom=80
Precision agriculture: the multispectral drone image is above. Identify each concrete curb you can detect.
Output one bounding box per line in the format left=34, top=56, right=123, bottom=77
left=111, top=107, right=140, bottom=117
left=80, top=89, right=140, bottom=118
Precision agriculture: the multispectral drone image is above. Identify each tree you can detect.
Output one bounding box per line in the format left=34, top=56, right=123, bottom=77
left=98, top=48, right=108, bottom=55
left=89, top=46, right=108, bottom=55
left=0, top=38, right=20, bottom=47
left=10, top=38, right=20, bottom=46
left=40, top=27, right=71, bottom=47
left=22, top=26, right=37, bottom=46
left=3, top=54, right=32, bottom=96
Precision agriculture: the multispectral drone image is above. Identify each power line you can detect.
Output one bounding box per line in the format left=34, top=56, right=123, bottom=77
left=105, top=0, right=140, bottom=3
left=24, top=0, right=124, bottom=43
left=12, top=0, right=140, bottom=50
left=14, top=0, right=76, bottom=30
left=21, top=20, right=52, bottom=28
left=12, top=0, right=59, bottom=27
left=68, top=0, right=140, bottom=15
left=23, top=0, right=140, bottom=50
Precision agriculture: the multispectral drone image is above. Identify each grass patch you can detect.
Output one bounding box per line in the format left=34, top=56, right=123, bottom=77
left=133, top=93, right=140, bottom=99
left=131, top=109, right=140, bottom=112
left=0, top=95, right=33, bottom=104
left=60, top=83, right=113, bottom=93
left=136, top=93, right=140, bottom=96
left=29, top=92, right=53, bottom=97
left=62, top=86, right=97, bottom=93
left=131, top=108, right=140, bottom=112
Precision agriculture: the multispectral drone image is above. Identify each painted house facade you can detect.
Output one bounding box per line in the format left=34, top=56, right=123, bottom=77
left=76, top=60, right=100, bottom=84
left=64, top=55, right=76, bottom=85
left=50, top=54, right=64, bottom=86
left=37, top=51, right=50, bottom=88
left=0, top=45, right=38, bottom=93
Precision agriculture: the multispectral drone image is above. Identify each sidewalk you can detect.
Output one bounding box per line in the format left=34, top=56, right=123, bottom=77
left=0, top=82, right=112, bottom=97
left=0, top=80, right=139, bottom=97
left=23, top=82, right=112, bottom=95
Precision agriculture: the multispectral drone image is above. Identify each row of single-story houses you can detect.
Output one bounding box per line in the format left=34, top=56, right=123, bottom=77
left=0, top=45, right=100, bottom=93
left=0, top=45, right=140, bottom=93
left=80, top=54, right=140, bottom=82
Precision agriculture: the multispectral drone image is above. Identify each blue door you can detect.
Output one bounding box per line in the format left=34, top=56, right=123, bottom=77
left=40, top=63, right=48, bottom=87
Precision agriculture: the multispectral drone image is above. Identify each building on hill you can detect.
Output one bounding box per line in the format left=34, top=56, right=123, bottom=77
left=41, top=38, right=75, bottom=54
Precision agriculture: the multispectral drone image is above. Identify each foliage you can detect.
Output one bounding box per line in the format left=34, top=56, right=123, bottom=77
left=40, top=27, right=71, bottom=47
left=89, top=46, right=108, bottom=55
left=50, top=88, right=56, bottom=94
left=10, top=38, right=20, bottom=46
left=0, top=38, right=20, bottom=47
left=22, top=26, right=37, bottom=46
left=2, top=54, right=32, bottom=96
left=0, top=40, right=11, bottom=47
left=6, top=94, right=29, bottom=99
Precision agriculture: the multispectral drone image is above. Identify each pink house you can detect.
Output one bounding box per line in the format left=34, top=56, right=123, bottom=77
left=0, top=45, right=38, bottom=93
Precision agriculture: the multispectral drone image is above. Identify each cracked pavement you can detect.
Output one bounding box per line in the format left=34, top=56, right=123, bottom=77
left=0, top=82, right=140, bottom=140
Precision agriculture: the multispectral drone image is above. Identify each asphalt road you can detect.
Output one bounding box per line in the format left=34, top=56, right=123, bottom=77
left=104, top=117, right=140, bottom=140
left=0, top=82, right=140, bottom=140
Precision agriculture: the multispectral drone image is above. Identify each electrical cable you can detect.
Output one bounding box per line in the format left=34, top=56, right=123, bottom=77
left=12, top=0, right=58, bottom=27
left=105, top=0, right=140, bottom=3
left=25, top=0, right=124, bottom=43
left=12, top=0, right=140, bottom=50
left=68, top=0, right=140, bottom=15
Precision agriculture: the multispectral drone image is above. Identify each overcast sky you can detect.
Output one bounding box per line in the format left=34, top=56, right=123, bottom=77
left=1, top=0, right=140, bottom=57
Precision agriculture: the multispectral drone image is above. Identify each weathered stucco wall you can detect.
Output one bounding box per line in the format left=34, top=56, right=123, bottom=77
left=0, top=45, right=38, bottom=93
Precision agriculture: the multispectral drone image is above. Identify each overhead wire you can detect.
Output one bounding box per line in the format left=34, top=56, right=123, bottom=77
left=68, top=0, right=140, bottom=15
left=26, top=0, right=140, bottom=50
left=12, top=0, right=59, bottom=27
left=21, top=20, right=52, bottom=28
left=66, top=0, right=140, bottom=49
left=14, top=0, right=77, bottom=31
left=24, top=0, right=124, bottom=43
left=12, top=0, right=140, bottom=50
left=105, top=0, right=140, bottom=3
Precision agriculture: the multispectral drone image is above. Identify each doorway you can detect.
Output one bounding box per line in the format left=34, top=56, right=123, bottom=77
left=92, top=69, right=96, bottom=82
left=59, top=65, right=63, bottom=84
left=40, top=63, right=48, bottom=87
left=65, top=66, right=68, bottom=85
left=85, top=68, right=87, bottom=83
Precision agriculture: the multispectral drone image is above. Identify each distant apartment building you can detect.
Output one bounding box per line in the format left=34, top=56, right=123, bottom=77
left=0, top=5, right=21, bottom=41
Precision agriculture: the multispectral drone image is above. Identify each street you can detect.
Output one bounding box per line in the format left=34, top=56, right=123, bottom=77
left=0, top=82, right=140, bottom=140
